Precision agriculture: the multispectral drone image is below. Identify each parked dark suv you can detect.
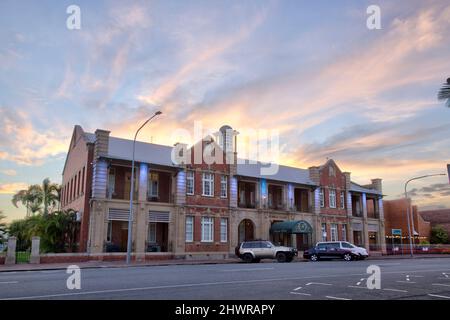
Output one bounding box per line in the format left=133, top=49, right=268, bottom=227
left=303, top=242, right=361, bottom=261
left=235, top=240, right=297, bottom=263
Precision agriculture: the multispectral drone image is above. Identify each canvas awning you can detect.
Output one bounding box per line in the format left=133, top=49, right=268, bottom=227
left=270, top=220, right=313, bottom=234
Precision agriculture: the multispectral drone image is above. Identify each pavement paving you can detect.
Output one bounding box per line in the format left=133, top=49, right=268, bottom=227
left=1, top=257, right=450, bottom=300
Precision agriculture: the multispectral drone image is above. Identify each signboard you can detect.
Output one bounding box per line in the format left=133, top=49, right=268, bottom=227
left=392, top=229, right=402, bottom=236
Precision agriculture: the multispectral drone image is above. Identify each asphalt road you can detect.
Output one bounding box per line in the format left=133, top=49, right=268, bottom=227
left=1, top=258, right=450, bottom=300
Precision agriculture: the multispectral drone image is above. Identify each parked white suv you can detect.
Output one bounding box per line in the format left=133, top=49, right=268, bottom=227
left=236, top=240, right=298, bottom=263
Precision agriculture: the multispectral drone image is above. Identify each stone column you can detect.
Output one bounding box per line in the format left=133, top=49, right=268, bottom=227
left=88, top=200, right=107, bottom=254
left=30, top=237, right=40, bottom=264
left=5, top=237, right=17, bottom=265
left=135, top=203, right=148, bottom=262
left=362, top=193, right=370, bottom=250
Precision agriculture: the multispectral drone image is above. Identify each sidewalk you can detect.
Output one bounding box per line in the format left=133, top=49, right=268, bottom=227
left=1, top=254, right=449, bottom=272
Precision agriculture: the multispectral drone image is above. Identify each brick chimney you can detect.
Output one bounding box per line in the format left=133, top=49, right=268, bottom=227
left=308, top=166, right=320, bottom=184
left=343, top=172, right=351, bottom=190
left=94, top=129, right=110, bottom=159
left=371, top=178, right=382, bottom=193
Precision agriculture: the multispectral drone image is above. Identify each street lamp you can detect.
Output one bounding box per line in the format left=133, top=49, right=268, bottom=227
left=404, top=173, right=446, bottom=257
left=126, top=110, right=162, bottom=264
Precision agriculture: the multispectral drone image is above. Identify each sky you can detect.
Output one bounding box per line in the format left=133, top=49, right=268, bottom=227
left=0, top=0, right=449, bottom=222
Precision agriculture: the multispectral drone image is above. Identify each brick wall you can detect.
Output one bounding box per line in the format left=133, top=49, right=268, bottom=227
left=384, top=199, right=431, bottom=241
left=318, top=161, right=347, bottom=216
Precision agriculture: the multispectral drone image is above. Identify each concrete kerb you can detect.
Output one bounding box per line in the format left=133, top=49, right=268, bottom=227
left=1, top=254, right=449, bottom=273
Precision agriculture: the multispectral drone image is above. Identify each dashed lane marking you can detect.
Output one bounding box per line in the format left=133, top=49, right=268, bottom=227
left=0, top=281, right=18, bottom=284
left=428, top=294, right=450, bottom=299
left=382, top=288, right=408, bottom=293
left=293, top=286, right=302, bottom=291
left=325, top=296, right=351, bottom=300
left=290, top=292, right=311, bottom=296
left=396, top=281, right=416, bottom=284
left=306, top=282, right=332, bottom=286
left=432, top=283, right=450, bottom=287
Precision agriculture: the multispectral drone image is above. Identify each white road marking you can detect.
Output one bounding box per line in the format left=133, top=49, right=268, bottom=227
left=348, top=285, right=367, bottom=289
left=443, top=273, right=449, bottom=278
left=306, top=282, right=332, bottom=286
left=0, top=281, right=18, bottom=285
left=222, top=268, right=274, bottom=272
left=356, top=278, right=364, bottom=286
left=293, top=286, right=302, bottom=291
left=428, top=294, right=450, bottom=299
left=396, top=280, right=416, bottom=284
left=290, top=292, right=311, bottom=296
left=432, top=283, right=450, bottom=287
left=382, top=288, right=408, bottom=293
left=326, top=296, right=351, bottom=300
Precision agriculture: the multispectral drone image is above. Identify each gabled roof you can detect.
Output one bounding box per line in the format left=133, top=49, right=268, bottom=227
left=350, top=182, right=381, bottom=195
left=236, top=159, right=316, bottom=186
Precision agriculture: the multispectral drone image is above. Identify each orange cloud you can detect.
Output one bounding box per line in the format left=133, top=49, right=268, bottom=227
left=0, top=182, right=28, bottom=194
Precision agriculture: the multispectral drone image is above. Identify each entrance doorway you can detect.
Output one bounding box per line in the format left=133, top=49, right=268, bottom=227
left=238, top=219, right=255, bottom=243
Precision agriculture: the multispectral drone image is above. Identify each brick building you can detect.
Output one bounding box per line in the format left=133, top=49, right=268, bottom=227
left=383, top=199, right=431, bottom=250
left=61, top=125, right=387, bottom=259
left=420, top=209, right=450, bottom=239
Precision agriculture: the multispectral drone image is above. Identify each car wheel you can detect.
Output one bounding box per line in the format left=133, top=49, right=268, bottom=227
left=343, top=253, right=353, bottom=261
left=286, top=257, right=293, bottom=263
left=276, top=252, right=287, bottom=263
left=310, top=254, right=319, bottom=262
left=243, top=253, right=253, bottom=263
left=253, top=258, right=261, bottom=263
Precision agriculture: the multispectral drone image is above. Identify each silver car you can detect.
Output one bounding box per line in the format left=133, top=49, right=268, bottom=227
left=237, top=240, right=298, bottom=263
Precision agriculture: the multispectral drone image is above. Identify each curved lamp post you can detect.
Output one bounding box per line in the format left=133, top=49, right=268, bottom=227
left=126, top=110, right=162, bottom=264
left=404, top=173, right=446, bottom=257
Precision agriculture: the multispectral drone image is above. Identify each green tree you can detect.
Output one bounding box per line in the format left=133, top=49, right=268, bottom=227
left=8, top=210, right=79, bottom=253
left=0, top=211, right=7, bottom=244
left=438, top=78, right=450, bottom=108
left=430, top=225, right=449, bottom=244
left=41, top=178, right=60, bottom=216
left=11, top=178, right=60, bottom=216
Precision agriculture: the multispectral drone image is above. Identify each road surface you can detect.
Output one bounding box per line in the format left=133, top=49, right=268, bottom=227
left=1, top=258, right=450, bottom=300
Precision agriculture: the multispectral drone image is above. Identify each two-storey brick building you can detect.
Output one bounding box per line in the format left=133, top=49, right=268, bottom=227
left=61, top=124, right=386, bottom=260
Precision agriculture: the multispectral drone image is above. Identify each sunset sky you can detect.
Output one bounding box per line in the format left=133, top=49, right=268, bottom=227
left=0, top=0, right=449, bottom=222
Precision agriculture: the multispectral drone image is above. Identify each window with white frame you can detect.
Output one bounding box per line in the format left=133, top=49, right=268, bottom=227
left=220, top=218, right=228, bottom=242
left=220, top=175, right=227, bottom=198
left=329, top=189, right=336, bottom=208
left=148, top=172, right=159, bottom=198
left=148, top=223, right=156, bottom=243
left=330, top=223, right=338, bottom=241
left=201, top=217, right=214, bottom=242
left=341, top=224, right=347, bottom=241
left=202, top=173, right=214, bottom=197
left=186, top=171, right=194, bottom=195
left=319, top=188, right=325, bottom=208
left=185, top=216, right=194, bottom=242
left=321, top=223, right=327, bottom=241
left=340, top=191, right=345, bottom=209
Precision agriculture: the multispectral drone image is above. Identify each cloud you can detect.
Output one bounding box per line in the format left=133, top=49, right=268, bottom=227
left=0, top=169, right=17, bottom=176
left=0, top=107, right=68, bottom=165
left=0, top=182, right=28, bottom=194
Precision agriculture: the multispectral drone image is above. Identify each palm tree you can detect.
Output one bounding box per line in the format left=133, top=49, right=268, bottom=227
left=11, top=179, right=60, bottom=217
left=41, top=178, right=59, bottom=216
left=11, top=186, right=42, bottom=217
left=438, top=78, right=450, bottom=107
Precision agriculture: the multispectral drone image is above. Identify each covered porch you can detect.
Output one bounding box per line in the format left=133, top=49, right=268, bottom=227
left=270, top=220, right=313, bottom=251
